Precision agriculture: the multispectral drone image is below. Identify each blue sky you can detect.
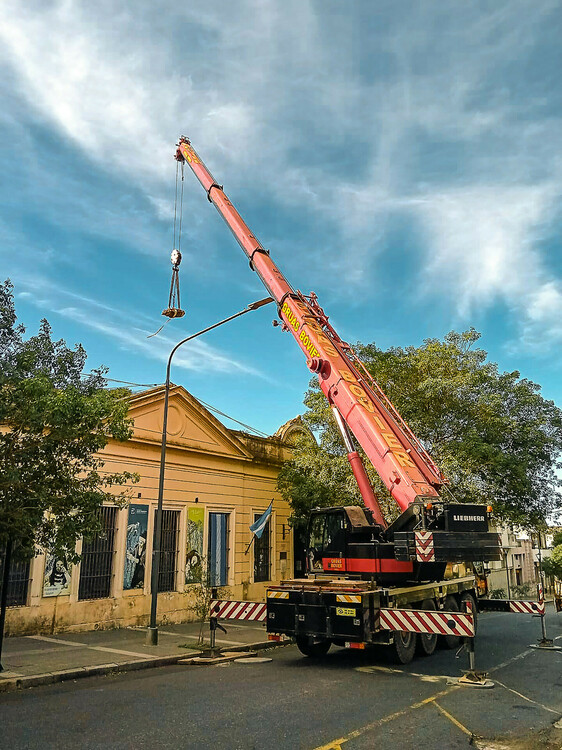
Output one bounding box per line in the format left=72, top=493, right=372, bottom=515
left=2, top=0, right=562, bottom=437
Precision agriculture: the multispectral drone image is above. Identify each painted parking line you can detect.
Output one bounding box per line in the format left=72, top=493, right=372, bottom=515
left=312, top=686, right=459, bottom=750
left=493, top=680, right=560, bottom=715
left=329, top=645, right=547, bottom=750
left=433, top=701, right=472, bottom=737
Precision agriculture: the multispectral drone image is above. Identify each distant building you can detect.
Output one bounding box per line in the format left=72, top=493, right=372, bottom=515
left=487, top=527, right=539, bottom=594
left=4, top=386, right=303, bottom=636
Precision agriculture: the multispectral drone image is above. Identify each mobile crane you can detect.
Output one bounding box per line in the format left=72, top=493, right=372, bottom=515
left=176, top=137, right=503, bottom=663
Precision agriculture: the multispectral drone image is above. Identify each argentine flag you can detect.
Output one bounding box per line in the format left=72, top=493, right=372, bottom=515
left=250, top=501, right=273, bottom=539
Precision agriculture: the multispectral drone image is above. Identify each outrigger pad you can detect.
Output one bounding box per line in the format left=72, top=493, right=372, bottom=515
left=457, top=671, right=494, bottom=689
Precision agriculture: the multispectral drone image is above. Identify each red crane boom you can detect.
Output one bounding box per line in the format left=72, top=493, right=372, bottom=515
left=176, top=138, right=446, bottom=525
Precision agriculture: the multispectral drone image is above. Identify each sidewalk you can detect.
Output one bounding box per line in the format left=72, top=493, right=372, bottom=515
left=0, top=619, right=271, bottom=693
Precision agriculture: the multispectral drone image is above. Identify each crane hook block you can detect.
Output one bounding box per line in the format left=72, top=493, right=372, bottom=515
left=162, top=307, right=186, bottom=319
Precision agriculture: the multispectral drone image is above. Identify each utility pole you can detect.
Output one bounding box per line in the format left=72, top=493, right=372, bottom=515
left=146, top=297, right=273, bottom=646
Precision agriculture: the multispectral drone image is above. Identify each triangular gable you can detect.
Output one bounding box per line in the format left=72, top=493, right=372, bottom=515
left=126, top=386, right=254, bottom=460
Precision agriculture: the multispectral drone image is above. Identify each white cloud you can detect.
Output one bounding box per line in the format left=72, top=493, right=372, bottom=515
left=2, top=0, right=562, bottom=355
left=17, top=278, right=261, bottom=377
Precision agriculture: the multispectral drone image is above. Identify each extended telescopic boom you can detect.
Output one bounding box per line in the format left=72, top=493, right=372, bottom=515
left=176, top=138, right=446, bottom=524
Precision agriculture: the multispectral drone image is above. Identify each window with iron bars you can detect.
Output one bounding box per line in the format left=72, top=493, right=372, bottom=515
left=0, top=550, right=31, bottom=607
left=157, top=509, right=179, bottom=593
left=253, top=514, right=271, bottom=583
left=78, top=506, right=117, bottom=600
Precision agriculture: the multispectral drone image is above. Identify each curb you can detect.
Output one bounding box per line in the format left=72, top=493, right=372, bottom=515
left=0, top=639, right=290, bottom=694
left=0, top=653, right=188, bottom=694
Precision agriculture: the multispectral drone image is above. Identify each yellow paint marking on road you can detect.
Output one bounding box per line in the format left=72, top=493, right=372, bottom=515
left=356, top=664, right=450, bottom=683
left=356, top=665, right=404, bottom=675
left=433, top=701, right=472, bottom=736
left=312, top=686, right=459, bottom=750
left=493, top=679, right=560, bottom=715
left=315, top=644, right=546, bottom=750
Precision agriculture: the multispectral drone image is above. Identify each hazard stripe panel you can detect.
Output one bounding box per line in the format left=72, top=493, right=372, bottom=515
left=509, top=600, right=545, bottom=616
left=210, top=600, right=267, bottom=621
left=336, top=594, right=362, bottom=603
left=267, top=590, right=290, bottom=599
left=414, top=531, right=435, bottom=563
left=379, top=608, right=475, bottom=637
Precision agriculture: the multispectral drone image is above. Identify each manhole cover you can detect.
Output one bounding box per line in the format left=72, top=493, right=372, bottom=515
left=234, top=657, right=272, bottom=664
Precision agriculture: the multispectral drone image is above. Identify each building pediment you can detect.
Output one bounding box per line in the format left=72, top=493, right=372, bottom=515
left=126, top=386, right=253, bottom=460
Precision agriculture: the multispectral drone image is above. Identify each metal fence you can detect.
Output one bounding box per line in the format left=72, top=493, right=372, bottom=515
left=254, top=515, right=271, bottom=583
left=0, top=551, right=31, bottom=607
left=158, top=509, right=179, bottom=592
left=78, top=506, right=118, bottom=600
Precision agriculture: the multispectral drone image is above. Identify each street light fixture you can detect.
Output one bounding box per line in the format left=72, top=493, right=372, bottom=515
left=146, top=296, right=274, bottom=645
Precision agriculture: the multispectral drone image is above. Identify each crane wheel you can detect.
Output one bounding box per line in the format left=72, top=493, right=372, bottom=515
left=416, top=599, right=438, bottom=656
left=295, top=636, right=331, bottom=658
left=392, top=617, right=417, bottom=665
left=440, top=595, right=460, bottom=649
left=459, top=591, right=478, bottom=634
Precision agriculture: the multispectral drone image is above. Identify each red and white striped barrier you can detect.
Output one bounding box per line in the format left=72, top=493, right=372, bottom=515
left=414, top=531, right=435, bottom=562
left=379, top=607, right=475, bottom=637
left=210, top=599, right=267, bottom=622
left=509, top=600, right=545, bottom=616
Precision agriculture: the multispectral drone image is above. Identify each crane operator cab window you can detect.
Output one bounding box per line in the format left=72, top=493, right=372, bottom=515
left=307, top=510, right=346, bottom=574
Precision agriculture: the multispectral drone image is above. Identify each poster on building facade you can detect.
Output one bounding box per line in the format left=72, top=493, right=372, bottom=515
left=185, top=506, right=204, bottom=584
left=43, top=553, right=71, bottom=597
left=123, top=504, right=148, bottom=590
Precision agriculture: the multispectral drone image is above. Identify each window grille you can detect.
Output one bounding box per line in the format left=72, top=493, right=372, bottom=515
left=254, top=514, right=271, bottom=583
left=0, top=551, right=30, bottom=607
left=158, top=509, right=179, bottom=593
left=208, top=513, right=230, bottom=587
left=78, top=506, right=117, bottom=600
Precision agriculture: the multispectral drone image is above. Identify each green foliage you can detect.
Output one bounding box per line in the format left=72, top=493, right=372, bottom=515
left=511, top=583, right=533, bottom=599
left=542, top=545, right=562, bottom=580
left=278, top=328, right=562, bottom=528
left=0, top=280, right=138, bottom=562
left=552, top=530, right=562, bottom=547
left=186, top=557, right=230, bottom=645
left=489, top=588, right=506, bottom=599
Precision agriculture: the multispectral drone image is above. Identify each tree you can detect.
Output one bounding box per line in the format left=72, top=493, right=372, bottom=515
left=278, top=329, right=562, bottom=528
left=542, top=546, right=562, bottom=581
left=0, top=280, right=138, bottom=564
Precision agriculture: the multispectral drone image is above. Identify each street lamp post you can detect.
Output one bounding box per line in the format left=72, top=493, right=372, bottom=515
left=146, top=297, right=273, bottom=645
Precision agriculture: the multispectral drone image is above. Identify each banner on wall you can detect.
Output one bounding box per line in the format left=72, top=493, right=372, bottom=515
left=185, top=506, right=204, bottom=584
left=123, top=504, right=148, bottom=590
left=43, top=553, right=71, bottom=597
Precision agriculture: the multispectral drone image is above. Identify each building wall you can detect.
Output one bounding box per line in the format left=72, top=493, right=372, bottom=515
left=487, top=527, right=537, bottom=593
left=4, top=387, right=296, bottom=636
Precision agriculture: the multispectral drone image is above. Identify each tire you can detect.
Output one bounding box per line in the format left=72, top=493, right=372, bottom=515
left=440, top=595, right=460, bottom=649
left=392, top=628, right=417, bottom=664
left=415, top=598, right=438, bottom=656
left=459, top=591, right=478, bottom=634
left=295, top=636, right=331, bottom=657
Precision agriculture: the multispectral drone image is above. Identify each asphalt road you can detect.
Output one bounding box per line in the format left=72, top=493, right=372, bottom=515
left=1, top=609, right=561, bottom=750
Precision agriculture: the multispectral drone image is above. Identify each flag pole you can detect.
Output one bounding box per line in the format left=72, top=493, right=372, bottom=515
left=245, top=536, right=256, bottom=555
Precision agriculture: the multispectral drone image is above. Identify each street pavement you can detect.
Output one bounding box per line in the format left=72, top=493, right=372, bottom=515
left=0, top=606, right=560, bottom=749
left=0, top=618, right=270, bottom=691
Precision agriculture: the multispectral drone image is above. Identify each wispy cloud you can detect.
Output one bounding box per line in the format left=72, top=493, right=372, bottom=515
left=2, top=0, right=562, bottom=355
left=17, top=277, right=262, bottom=377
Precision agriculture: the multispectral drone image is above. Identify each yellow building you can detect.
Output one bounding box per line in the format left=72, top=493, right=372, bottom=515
left=5, top=386, right=300, bottom=636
